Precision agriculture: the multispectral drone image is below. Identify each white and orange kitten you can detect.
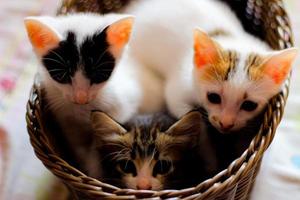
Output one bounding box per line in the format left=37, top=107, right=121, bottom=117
left=124, top=0, right=298, bottom=133
left=24, top=13, right=164, bottom=165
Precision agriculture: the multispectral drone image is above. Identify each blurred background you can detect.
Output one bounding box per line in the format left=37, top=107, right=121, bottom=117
left=0, top=0, right=299, bottom=199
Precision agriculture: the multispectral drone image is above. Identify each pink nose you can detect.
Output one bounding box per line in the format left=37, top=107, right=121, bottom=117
left=219, top=122, right=234, bottom=131
left=136, top=178, right=152, bottom=190
left=74, top=91, right=88, bottom=105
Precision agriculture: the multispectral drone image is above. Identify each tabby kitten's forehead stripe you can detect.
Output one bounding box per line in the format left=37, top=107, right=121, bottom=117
left=42, top=28, right=115, bottom=84
left=200, top=50, right=239, bottom=82
left=200, top=50, right=272, bottom=82
left=107, top=116, right=176, bottom=161
left=245, top=53, right=265, bottom=81
left=121, top=115, right=176, bottom=160
left=223, top=51, right=239, bottom=81
left=131, top=125, right=160, bottom=159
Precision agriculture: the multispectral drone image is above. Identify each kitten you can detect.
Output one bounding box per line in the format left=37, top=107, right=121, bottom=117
left=123, top=0, right=298, bottom=133
left=24, top=13, right=164, bottom=167
left=89, top=111, right=216, bottom=190
left=25, top=13, right=135, bottom=117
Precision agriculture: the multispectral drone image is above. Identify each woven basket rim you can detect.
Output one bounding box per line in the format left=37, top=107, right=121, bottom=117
left=26, top=78, right=290, bottom=198
left=26, top=0, right=294, bottom=199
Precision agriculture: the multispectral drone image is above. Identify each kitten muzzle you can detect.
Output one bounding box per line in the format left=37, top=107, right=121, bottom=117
left=74, top=90, right=89, bottom=105
left=219, top=122, right=234, bottom=132
left=136, top=177, right=152, bottom=190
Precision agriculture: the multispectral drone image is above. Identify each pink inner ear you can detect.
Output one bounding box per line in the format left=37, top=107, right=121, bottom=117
left=264, top=48, right=298, bottom=84
left=106, top=17, right=134, bottom=57
left=265, top=60, right=290, bottom=84
left=194, top=45, right=217, bottom=68
left=193, top=29, right=220, bottom=69
left=25, top=19, right=60, bottom=55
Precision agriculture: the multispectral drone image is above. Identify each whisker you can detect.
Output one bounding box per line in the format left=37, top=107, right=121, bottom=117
left=92, top=47, right=111, bottom=68
left=48, top=68, right=66, bottom=73
left=111, top=149, right=131, bottom=161
left=42, top=57, right=67, bottom=67
left=101, top=151, right=125, bottom=161
left=60, top=72, right=68, bottom=81
left=49, top=50, right=68, bottom=65
left=94, top=61, right=115, bottom=70
left=149, top=148, right=157, bottom=163
left=99, top=142, right=129, bottom=149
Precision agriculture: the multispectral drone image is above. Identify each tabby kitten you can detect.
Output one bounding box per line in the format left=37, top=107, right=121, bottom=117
left=89, top=111, right=214, bottom=190
left=123, top=0, right=298, bottom=133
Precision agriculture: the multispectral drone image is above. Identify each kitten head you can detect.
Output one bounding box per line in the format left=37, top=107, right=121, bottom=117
left=91, top=111, right=201, bottom=190
left=193, top=28, right=298, bottom=133
left=24, top=14, right=134, bottom=104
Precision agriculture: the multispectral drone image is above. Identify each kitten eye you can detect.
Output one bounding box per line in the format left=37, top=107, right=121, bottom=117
left=240, top=100, right=258, bottom=112
left=118, top=160, right=137, bottom=175
left=153, top=160, right=172, bottom=176
left=207, top=93, right=221, bottom=104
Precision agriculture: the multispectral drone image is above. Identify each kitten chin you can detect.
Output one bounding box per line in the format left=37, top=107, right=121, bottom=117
left=88, top=111, right=218, bottom=190
left=195, top=106, right=264, bottom=171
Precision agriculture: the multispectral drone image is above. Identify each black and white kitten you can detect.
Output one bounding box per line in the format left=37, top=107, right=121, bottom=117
left=89, top=111, right=217, bottom=190
left=24, top=13, right=164, bottom=166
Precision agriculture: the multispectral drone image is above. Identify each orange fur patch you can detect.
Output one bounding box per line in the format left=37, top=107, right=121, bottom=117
left=245, top=48, right=297, bottom=84
left=246, top=54, right=265, bottom=81
left=253, top=48, right=298, bottom=84
left=198, top=51, right=237, bottom=82
left=193, top=29, right=237, bottom=82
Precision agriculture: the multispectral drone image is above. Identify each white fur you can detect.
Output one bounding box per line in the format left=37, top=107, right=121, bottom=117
left=123, top=0, right=291, bottom=132
left=124, top=0, right=246, bottom=77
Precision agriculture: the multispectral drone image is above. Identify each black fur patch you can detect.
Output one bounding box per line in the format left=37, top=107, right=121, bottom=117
left=42, top=32, right=79, bottom=84
left=80, top=27, right=116, bottom=84
left=42, top=29, right=115, bottom=85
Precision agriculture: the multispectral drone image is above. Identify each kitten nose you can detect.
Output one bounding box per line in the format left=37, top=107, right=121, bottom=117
left=219, top=122, right=234, bottom=131
left=75, top=91, right=88, bottom=105
left=136, top=178, right=152, bottom=190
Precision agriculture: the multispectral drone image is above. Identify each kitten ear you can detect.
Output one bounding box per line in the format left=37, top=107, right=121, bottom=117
left=106, top=16, right=135, bottom=58
left=166, top=111, right=202, bottom=139
left=262, top=48, right=298, bottom=85
left=193, top=28, right=222, bottom=69
left=91, top=111, right=127, bottom=139
left=24, top=17, right=61, bottom=56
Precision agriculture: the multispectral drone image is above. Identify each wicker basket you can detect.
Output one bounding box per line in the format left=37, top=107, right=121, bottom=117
left=26, top=0, right=294, bottom=199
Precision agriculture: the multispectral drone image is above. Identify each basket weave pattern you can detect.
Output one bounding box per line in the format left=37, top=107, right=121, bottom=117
left=26, top=0, right=294, bottom=199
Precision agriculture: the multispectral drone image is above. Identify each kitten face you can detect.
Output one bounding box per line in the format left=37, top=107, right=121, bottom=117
left=25, top=14, right=134, bottom=104
left=91, top=111, right=201, bottom=190
left=193, top=29, right=298, bottom=133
